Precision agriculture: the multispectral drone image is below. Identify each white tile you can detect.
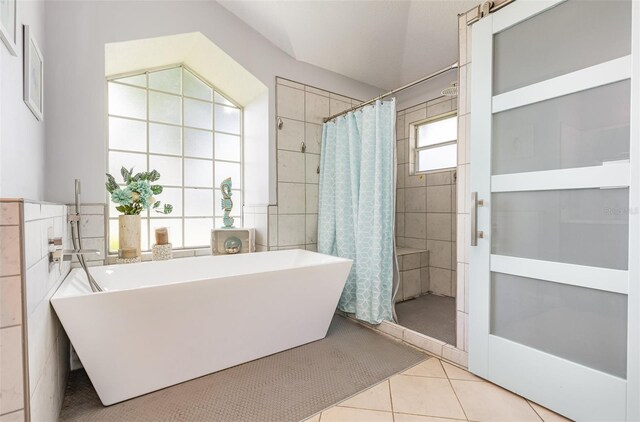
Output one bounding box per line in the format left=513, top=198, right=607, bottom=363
left=396, top=189, right=405, bottom=213
left=404, top=108, right=427, bottom=137
left=456, top=312, right=466, bottom=350
left=405, top=172, right=426, bottom=188
left=305, top=244, right=317, bottom=252
left=0, top=326, right=24, bottom=414
left=29, top=346, right=60, bottom=422
left=397, top=164, right=406, bottom=188
left=0, top=203, right=20, bottom=225
left=305, top=92, right=330, bottom=124
left=396, top=114, right=406, bottom=140
left=456, top=164, right=467, bottom=215
left=396, top=213, right=405, bottom=237
left=403, top=269, right=421, bottom=299
left=305, top=85, right=330, bottom=97
left=0, top=410, right=25, bottom=422
left=268, top=215, right=278, bottom=247
left=305, top=123, right=322, bottom=154
left=377, top=321, right=404, bottom=339
left=276, top=78, right=304, bottom=90
left=456, top=263, right=466, bottom=312
left=404, top=237, right=427, bottom=250
left=277, top=183, right=305, bottom=214
left=402, top=253, right=421, bottom=270
left=277, top=84, right=305, bottom=121
left=427, top=240, right=452, bottom=270
left=305, top=153, right=320, bottom=184
left=402, top=358, right=447, bottom=378
left=338, top=380, right=392, bottom=412
left=396, top=139, right=407, bottom=165
left=405, top=213, right=426, bottom=239
left=451, top=379, right=541, bottom=422
left=0, top=277, right=22, bottom=328
left=80, top=215, right=105, bottom=238
left=41, top=205, right=64, bottom=219
left=405, top=187, right=426, bottom=213
left=427, top=99, right=453, bottom=118
left=306, top=184, right=319, bottom=214
left=24, top=221, right=42, bottom=269
left=403, top=330, right=446, bottom=357
left=321, top=406, right=392, bottom=422
left=330, top=98, right=351, bottom=116
left=306, top=214, right=318, bottom=244
left=23, top=202, right=41, bottom=222
left=67, top=204, right=106, bottom=215
left=277, top=150, right=305, bottom=183
left=390, top=375, right=465, bottom=419
left=0, top=227, right=21, bottom=277
left=425, top=171, right=452, bottom=186
left=254, top=214, right=268, bottom=247
left=430, top=267, right=452, bottom=296
left=426, top=185, right=452, bottom=213
left=426, top=214, right=451, bottom=241
left=71, top=237, right=105, bottom=263
left=277, top=215, right=305, bottom=246
left=277, top=117, right=305, bottom=152
left=458, top=65, right=467, bottom=115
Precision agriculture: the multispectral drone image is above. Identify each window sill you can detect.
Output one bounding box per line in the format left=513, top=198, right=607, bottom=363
left=105, top=247, right=211, bottom=264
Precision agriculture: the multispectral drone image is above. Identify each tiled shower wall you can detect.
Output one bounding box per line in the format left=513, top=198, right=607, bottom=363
left=23, top=202, right=72, bottom=421
left=396, top=97, right=458, bottom=298
left=1, top=201, right=26, bottom=421
left=270, top=78, right=361, bottom=251
left=0, top=200, right=74, bottom=422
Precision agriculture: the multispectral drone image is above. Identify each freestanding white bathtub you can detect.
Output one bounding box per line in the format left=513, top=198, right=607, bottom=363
left=51, top=249, right=352, bottom=405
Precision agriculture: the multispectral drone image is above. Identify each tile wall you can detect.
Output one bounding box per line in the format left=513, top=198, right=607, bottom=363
left=396, top=97, right=458, bottom=298
left=396, top=249, right=429, bottom=302
left=271, top=78, right=361, bottom=251
left=23, top=202, right=72, bottom=421
left=455, top=8, right=474, bottom=359
left=0, top=201, right=26, bottom=421
left=1, top=200, right=75, bottom=422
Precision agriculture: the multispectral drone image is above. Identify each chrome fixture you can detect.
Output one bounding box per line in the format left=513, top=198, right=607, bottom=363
left=300, top=141, right=306, bottom=153
left=277, top=117, right=283, bottom=130
left=48, top=238, right=100, bottom=263
left=323, top=62, right=459, bottom=123
left=70, top=179, right=103, bottom=292
left=470, top=192, right=485, bottom=246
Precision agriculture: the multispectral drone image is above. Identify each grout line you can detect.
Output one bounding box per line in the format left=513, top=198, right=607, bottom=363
left=525, top=400, right=546, bottom=422
left=388, top=379, right=395, bottom=421
left=446, top=368, right=470, bottom=421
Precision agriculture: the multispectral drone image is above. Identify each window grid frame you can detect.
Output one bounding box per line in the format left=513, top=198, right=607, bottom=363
left=106, top=64, right=244, bottom=253
left=413, top=111, right=458, bottom=174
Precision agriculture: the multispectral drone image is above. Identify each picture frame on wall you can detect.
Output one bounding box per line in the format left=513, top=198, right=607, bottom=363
left=0, top=0, right=18, bottom=55
left=23, top=24, right=44, bottom=121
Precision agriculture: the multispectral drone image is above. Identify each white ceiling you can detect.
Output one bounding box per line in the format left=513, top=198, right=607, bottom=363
left=217, top=0, right=477, bottom=90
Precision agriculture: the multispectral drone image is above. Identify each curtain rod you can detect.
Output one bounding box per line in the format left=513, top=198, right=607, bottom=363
left=323, top=62, right=459, bottom=123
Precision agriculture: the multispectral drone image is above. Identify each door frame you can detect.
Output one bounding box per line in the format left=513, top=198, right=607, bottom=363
left=467, top=0, right=639, bottom=420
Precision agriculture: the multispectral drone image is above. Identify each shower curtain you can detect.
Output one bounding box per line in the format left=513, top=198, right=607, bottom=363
left=317, top=99, right=396, bottom=324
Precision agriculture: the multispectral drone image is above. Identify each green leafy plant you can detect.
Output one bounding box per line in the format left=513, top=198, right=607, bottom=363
left=106, top=167, right=173, bottom=215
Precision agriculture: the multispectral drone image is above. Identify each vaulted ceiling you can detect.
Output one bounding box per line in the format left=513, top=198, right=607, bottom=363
left=217, top=0, right=477, bottom=90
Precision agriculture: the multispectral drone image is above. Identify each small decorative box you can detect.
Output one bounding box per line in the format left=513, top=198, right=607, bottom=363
left=152, top=243, right=172, bottom=261
left=211, top=228, right=255, bottom=255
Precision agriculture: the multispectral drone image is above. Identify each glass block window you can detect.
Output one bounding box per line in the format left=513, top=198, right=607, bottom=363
left=415, top=114, right=457, bottom=172
left=107, top=66, right=242, bottom=252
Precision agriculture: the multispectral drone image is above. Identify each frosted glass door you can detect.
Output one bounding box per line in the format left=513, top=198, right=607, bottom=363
left=469, top=1, right=638, bottom=421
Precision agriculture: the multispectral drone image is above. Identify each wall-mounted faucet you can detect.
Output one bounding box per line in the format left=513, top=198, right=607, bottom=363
left=48, top=237, right=100, bottom=263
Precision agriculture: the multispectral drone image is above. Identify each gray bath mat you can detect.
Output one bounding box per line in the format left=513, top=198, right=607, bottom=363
left=59, top=315, right=426, bottom=422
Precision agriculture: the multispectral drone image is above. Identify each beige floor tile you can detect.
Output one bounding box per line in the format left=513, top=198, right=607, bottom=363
left=390, top=375, right=466, bottom=420
left=394, top=413, right=466, bottom=422
left=451, top=380, right=541, bottom=422
left=528, top=401, right=572, bottom=422
left=303, top=414, right=321, bottom=422
left=402, top=358, right=447, bottom=378
left=320, top=406, right=393, bottom=422
left=338, top=380, right=392, bottom=412
left=442, top=361, right=481, bottom=381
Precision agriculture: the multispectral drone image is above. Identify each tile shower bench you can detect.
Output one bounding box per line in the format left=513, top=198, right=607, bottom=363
left=396, top=248, right=429, bottom=302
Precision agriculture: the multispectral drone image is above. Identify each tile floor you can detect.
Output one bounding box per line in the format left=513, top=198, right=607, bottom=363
left=305, top=358, right=571, bottom=422
left=395, top=294, right=456, bottom=345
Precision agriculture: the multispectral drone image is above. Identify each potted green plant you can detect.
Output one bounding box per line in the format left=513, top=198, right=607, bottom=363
left=106, top=167, right=173, bottom=258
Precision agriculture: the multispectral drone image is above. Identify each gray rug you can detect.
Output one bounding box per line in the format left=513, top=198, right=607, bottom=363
left=396, top=294, right=457, bottom=345
left=59, top=315, right=426, bottom=422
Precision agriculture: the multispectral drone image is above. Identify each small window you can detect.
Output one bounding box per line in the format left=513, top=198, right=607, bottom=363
left=415, top=114, right=457, bottom=172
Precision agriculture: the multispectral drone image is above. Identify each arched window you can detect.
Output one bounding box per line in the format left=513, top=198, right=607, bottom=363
left=107, top=65, right=242, bottom=251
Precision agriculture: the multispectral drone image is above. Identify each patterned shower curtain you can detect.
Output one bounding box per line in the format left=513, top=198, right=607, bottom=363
left=317, top=99, right=396, bottom=324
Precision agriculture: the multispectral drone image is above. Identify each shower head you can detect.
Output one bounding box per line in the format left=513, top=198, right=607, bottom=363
left=441, top=81, right=458, bottom=97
